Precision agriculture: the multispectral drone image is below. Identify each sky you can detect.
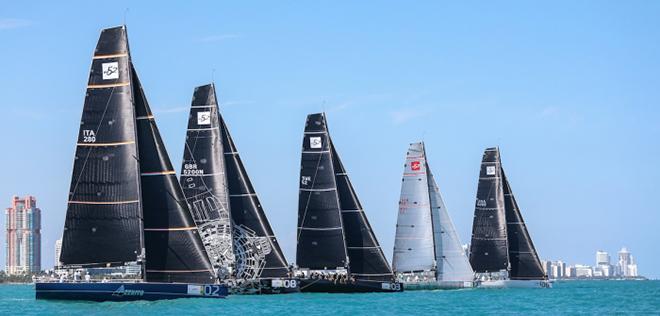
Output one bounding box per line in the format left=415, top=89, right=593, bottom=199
left=0, top=1, right=658, bottom=278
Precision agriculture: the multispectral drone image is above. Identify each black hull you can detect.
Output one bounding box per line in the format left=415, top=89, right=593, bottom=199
left=230, top=279, right=300, bottom=295
left=299, top=279, right=403, bottom=293
left=35, top=282, right=228, bottom=301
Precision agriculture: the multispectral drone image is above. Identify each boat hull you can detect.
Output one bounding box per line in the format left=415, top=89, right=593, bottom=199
left=35, top=282, right=228, bottom=301
left=299, top=279, right=403, bottom=293
left=230, top=278, right=300, bottom=295
left=402, top=280, right=474, bottom=290
left=477, top=279, right=552, bottom=289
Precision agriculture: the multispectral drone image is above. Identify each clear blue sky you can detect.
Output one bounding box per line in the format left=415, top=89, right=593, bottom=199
left=1, top=1, right=658, bottom=277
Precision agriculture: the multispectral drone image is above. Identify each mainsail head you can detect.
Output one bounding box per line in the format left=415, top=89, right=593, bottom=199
left=469, top=147, right=509, bottom=273
left=60, top=26, right=142, bottom=267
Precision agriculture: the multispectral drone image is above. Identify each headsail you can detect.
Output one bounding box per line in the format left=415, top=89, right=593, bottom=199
left=392, top=143, right=435, bottom=274
left=217, top=94, right=290, bottom=279
left=427, top=165, right=474, bottom=282
left=296, top=113, right=348, bottom=270
left=469, top=147, right=509, bottom=273
left=502, top=170, right=546, bottom=280
left=60, top=26, right=142, bottom=267
left=331, top=139, right=393, bottom=281
left=179, top=84, right=235, bottom=274
left=132, top=66, right=215, bottom=283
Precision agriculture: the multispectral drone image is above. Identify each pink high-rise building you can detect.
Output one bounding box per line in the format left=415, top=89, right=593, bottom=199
left=5, top=195, right=41, bottom=275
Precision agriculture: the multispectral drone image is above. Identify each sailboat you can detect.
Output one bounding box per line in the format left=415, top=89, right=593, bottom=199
left=35, top=26, right=228, bottom=301
left=392, top=142, right=474, bottom=289
left=295, top=113, right=403, bottom=293
left=469, top=147, right=551, bottom=288
left=179, top=83, right=298, bottom=294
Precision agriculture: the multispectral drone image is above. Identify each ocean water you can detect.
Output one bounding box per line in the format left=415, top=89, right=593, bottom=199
left=1, top=281, right=658, bottom=315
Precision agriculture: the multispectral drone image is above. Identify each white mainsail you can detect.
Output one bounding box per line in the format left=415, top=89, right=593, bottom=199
left=392, top=142, right=435, bottom=273
left=427, top=168, right=474, bottom=282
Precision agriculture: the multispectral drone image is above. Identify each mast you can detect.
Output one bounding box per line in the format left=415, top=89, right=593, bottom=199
left=60, top=26, right=142, bottom=268
left=218, top=106, right=290, bottom=279
left=331, top=138, right=394, bottom=282
left=296, top=113, right=348, bottom=270
left=132, top=65, right=215, bottom=283
left=502, top=169, right=546, bottom=280
left=469, top=147, right=509, bottom=274
left=179, top=84, right=235, bottom=275
left=392, top=142, right=436, bottom=274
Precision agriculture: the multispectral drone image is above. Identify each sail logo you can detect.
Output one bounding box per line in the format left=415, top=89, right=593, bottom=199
left=411, top=161, right=421, bottom=171
left=197, top=111, right=211, bottom=125
left=102, top=62, right=119, bottom=80
left=301, top=176, right=311, bottom=185
left=111, top=285, right=144, bottom=297
left=309, top=137, right=322, bottom=149
left=486, top=166, right=496, bottom=175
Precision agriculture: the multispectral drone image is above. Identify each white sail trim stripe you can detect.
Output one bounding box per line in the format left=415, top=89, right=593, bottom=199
left=87, top=82, right=130, bottom=89
left=77, top=140, right=135, bottom=147
left=187, top=127, right=219, bottom=131
left=144, top=227, right=197, bottom=231
left=300, top=188, right=336, bottom=192
left=68, top=200, right=139, bottom=205
left=347, top=246, right=380, bottom=249
left=303, top=150, right=330, bottom=154
left=141, top=170, right=176, bottom=176
left=341, top=209, right=362, bottom=213
left=471, top=237, right=507, bottom=241
left=191, top=105, right=215, bottom=108
left=303, top=131, right=326, bottom=134
left=92, top=53, right=128, bottom=59
left=136, top=115, right=154, bottom=120
left=146, top=269, right=211, bottom=273
left=223, top=151, right=239, bottom=155
left=298, top=226, right=342, bottom=231
left=229, top=193, right=256, bottom=197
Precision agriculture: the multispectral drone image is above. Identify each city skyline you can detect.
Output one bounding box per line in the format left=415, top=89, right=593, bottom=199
left=1, top=2, right=659, bottom=278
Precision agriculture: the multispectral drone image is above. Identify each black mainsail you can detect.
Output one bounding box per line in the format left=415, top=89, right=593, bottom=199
left=60, top=26, right=214, bottom=283
left=297, top=113, right=394, bottom=282
left=61, top=26, right=142, bottom=267
left=469, top=147, right=546, bottom=280
left=469, top=147, right=509, bottom=273
left=179, top=84, right=290, bottom=280
left=179, top=84, right=235, bottom=274
left=502, top=170, right=545, bottom=279
left=297, top=113, right=348, bottom=270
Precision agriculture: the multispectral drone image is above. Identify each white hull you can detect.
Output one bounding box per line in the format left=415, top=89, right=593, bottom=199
left=477, top=279, right=552, bottom=289
left=403, top=280, right=474, bottom=290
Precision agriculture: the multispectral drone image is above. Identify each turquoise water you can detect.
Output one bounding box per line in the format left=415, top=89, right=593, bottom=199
left=1, top=281, right=658, bottom=315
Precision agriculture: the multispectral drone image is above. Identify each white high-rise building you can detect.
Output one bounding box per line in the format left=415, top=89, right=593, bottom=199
left=557, top=261, right=566, bottom=279
left=596, top=250, right=610, bottom=266
left=54, top=239, right=62, bottom=269
left=618, top=247, right=632, bottom=276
